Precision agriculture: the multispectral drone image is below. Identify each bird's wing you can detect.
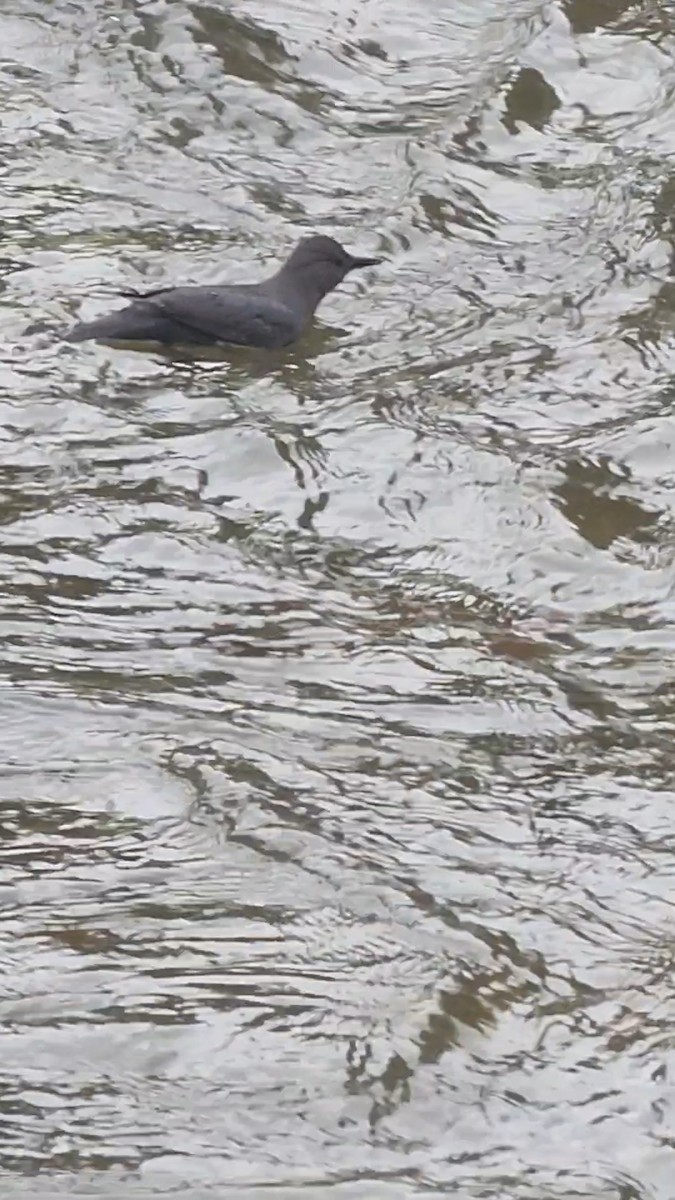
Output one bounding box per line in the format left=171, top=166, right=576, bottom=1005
left=119, top=285, right=174, bottom=300
left=146, top=285, right=299, bottom=348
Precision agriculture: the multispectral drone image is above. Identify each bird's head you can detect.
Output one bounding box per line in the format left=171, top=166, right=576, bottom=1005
left=282, top=235, right=380, bottom=297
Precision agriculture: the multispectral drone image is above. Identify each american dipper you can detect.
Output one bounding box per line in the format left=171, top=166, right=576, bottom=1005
left=65, top=235, right=380, bottom=349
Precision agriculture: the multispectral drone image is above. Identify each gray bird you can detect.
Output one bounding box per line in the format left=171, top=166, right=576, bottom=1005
left=65, top=235, right=380, bottom=349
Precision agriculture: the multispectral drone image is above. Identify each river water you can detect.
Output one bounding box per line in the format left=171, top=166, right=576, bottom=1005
left=1, top=1, right=675, bottom=1197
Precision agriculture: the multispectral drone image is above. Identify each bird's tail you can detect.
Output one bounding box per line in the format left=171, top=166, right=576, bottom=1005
left=64, top=306, right=170, bottom=344
left=64, top=319, right=103, bottom=343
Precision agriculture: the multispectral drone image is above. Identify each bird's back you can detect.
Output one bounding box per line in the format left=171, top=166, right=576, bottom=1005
left=67, top=281, right=301, bottom=348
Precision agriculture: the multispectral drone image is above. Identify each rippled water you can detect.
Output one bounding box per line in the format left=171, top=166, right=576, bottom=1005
left=2, top=1, right=675, bottom=1196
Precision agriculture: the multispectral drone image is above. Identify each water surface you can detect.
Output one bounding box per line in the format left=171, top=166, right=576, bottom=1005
left=1, top=1, right=675, bottom=1197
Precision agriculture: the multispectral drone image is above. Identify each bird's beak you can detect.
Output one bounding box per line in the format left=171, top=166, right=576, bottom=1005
left=347, top=254, right=381, bottom=270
